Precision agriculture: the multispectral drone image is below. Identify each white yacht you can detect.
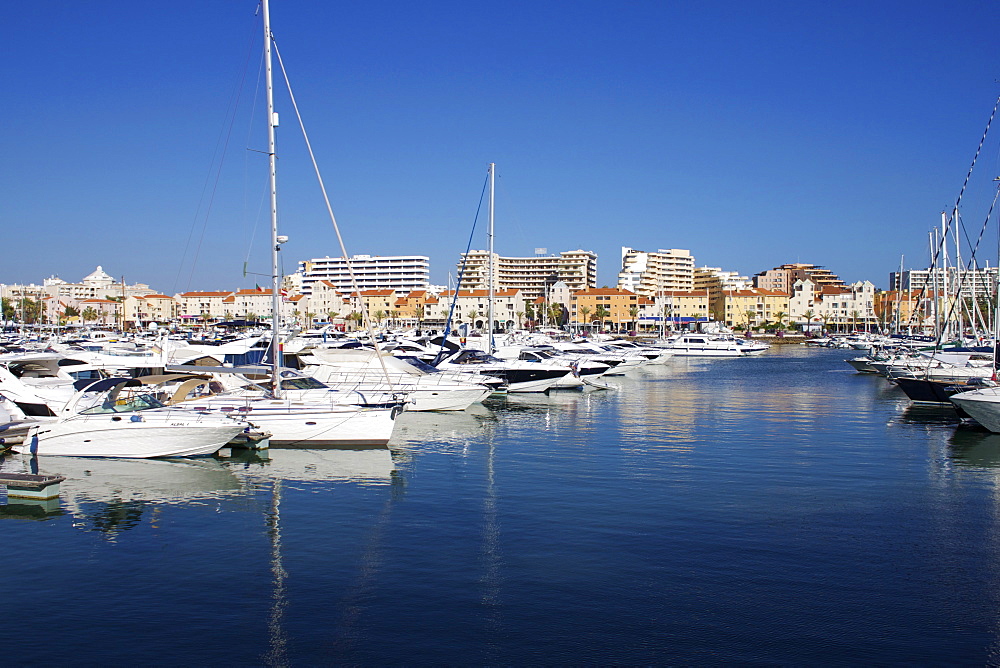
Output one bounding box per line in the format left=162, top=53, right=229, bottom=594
left=6, top=378, right=250, bottom=458
left=293, top=347, right=492, bottom=411
left=950, top=387, right=1000, bottom=432
left=656, top=334, right=769, bottom=357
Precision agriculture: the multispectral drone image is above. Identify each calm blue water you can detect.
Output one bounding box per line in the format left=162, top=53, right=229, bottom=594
left=3, top=345, right=1000, bottom=665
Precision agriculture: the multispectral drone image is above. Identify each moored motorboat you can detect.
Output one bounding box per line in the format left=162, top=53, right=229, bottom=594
left=8, top=379, right=250, bottom=458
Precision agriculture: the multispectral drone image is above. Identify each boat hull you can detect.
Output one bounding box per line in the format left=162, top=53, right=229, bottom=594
left=179, top=402, right=399, bottom=447
left=21, top=420, right=243, bottom=458
left=950, top=389, right=1000, bottom=431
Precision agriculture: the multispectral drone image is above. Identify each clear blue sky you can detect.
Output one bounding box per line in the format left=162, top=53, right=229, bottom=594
left=6, top=1, right=1000, bottom=294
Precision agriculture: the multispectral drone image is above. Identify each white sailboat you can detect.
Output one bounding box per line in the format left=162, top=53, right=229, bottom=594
left=170, top=0, right=401, bottom=448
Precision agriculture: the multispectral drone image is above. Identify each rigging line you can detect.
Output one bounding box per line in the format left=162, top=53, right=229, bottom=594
left=242, top=36, right=267, bottom=273
left=436, top=172, right=489, bottom=365
left=954, top=94, right=1000, bottom=211
left=174, top=11, right=260, bottom=296
left=494, top=173, right=530, bottom=253
left=911, top=97, right=1000, bottom=328
left=243, top=170, right=271, bottom=281
left=270, top=38, right=396, bottom=385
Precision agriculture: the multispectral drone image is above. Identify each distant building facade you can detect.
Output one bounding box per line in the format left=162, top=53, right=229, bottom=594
left=617, top=247, right=695, bottom=296
left=753, top=263, right=846, bottom=294
left=456, top=250, right=597, bottom=301
left=298, top=254, right=430, bottom=296
left=890, top=267, right=998, bottom=299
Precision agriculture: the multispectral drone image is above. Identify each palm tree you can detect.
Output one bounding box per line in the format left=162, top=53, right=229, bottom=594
left=548, top=303, right=563, bottom=328
left=819, top=310, right=831, bottom=334
left=327, top=310, right=340, bottom=323
left=744, top=309, right=757, bottom=332
left=772, top=311, right=787, bottom=332
left=579, top=305, right=591, bottom=330
left=594, top=305, right=610, bottom=331
left=802, top=309, right=815, bottom=332
left=304, top=311, right=316, bottom=327
left=347, top=311, right=364, bottom=330
left=629, top=305, right=639, bottom=333
left=516, top=310, right=524, bottom=329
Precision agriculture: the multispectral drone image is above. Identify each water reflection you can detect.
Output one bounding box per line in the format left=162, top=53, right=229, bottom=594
left=896, top=404, right=963, bottom=427
left=1, top=453, right=244, bottom=536
left=228, top=448, right=396, bottom=486
left=948, top=428, right=1000, bottom=469
left=390, top=403, right=499, bottom=453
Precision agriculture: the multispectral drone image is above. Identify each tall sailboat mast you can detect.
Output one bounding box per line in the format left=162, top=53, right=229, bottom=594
left=487, top=162, right=495, bottom=353
left=263, top=0, right=282, bottom=397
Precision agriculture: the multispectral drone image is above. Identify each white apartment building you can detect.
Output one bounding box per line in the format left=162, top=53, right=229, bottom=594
left=3, top=266, right=155, bottom=305
left=456, top=250, right=597, bottom=301
left=787, top=278, right=877, bottom=330
left=436, top=289, right=525, bottom=330
left=298, top=254, right=429, bottom=295
left=174, top=291, right=236, bottom=322
left=693, top=266, right=752, bottom=292
left=890, top=267, right=998, bottom=299
left=617, top=247, right=695, bottom=296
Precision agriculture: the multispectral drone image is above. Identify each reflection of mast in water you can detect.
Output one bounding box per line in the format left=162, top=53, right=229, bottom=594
left=330, top=483, right=396, bottom=656
left=263, top=479, right=288, bottom=667
left=481, top=420, right=503, bottom=661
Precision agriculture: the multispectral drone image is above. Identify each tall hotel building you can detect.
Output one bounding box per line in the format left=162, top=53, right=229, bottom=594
left=890, top=267, right=997, bottom=298
left=456, top=249, right=597, bottom=301
left=298, top=254, right=430, bottom=295
left=617, top=247, right=695, bottom=296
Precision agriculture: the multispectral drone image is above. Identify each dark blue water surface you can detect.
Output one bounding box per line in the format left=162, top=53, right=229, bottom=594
left=4, top=345, right=1000, bottom=665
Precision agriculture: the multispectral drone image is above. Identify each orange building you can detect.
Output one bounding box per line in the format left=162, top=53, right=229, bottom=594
left=570, top=288, right=640, bottom=328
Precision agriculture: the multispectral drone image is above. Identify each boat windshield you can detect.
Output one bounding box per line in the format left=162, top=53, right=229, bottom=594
left=280, top=377, right=328, bottom=390
left=397, top=356, right=442, bottom=373
left=80, top=393, right=167, bottom=414
left=259, top=377, right=329, bottom=390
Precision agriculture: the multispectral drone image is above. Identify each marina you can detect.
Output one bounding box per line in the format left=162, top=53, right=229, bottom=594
left=3, top=344, right=1000, bottom=664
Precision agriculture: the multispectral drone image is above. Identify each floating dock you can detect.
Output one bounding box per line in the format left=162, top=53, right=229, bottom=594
left=0, top=473, right=67, bottom=501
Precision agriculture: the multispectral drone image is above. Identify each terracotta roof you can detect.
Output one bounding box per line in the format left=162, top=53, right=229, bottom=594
left=574, top=288, right=636, bottom=296
left=179, top=291, right=233, bottom=298
left=726, top=289, right=788, bottom=298
left=658, top=290, right=709, bottom=297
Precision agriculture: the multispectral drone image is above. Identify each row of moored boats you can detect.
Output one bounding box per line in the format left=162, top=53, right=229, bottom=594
left=0, top=328, right=769, bottom=458
left=845, top=336, right=1000, bottom=431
